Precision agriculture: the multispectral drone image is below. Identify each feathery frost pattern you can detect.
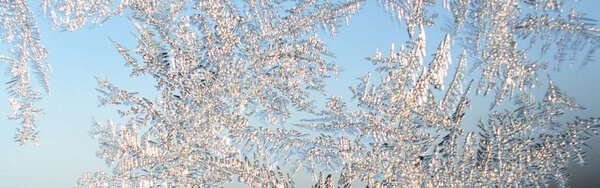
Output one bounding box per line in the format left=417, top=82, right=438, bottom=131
left=1, top=0, right=50, bottom=145
left=66, top=0, right=363, bottom=186
left=1, top=0, right=599, bottom=187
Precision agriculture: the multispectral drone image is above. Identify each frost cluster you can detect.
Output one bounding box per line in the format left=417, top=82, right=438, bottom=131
left=1, top=0, right=600, bottom=187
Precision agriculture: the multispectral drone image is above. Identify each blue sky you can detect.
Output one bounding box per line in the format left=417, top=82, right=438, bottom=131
left=1, top=0, right=600, bottom=187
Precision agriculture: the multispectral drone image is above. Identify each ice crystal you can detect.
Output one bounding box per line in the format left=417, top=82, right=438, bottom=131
left=300, top=0, right=600, bottom=187
left=452, top=0, right=600, bottom=106
left=71, top=0, right=363, bottom=186
left=78, top=0, right=600, bottom=186
left=1, top=0, right=50, bottom=145
left=1, top=0, right=599, bottom=187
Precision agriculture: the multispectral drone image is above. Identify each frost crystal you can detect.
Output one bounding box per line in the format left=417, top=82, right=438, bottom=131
left=69, top=0, right=363, bottom=186
left=1, top=0, right=50, bottom=145
left=1, top=0, right=599, bottom=187
left=301, top=0, right=600, bottom=187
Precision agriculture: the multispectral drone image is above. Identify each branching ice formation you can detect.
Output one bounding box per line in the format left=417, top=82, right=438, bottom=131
left=303, top=0, right=600, bottom=187
left=1, top=0, right=599, bottom=187
left=1, top=0, right=51, bottom=145
left=49, top=0, right=364, bottom=186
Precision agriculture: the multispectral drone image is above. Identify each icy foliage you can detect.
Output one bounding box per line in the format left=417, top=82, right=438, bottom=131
left=67, top=0, right=363, bottom=186
left=453, top=0, right=600, bottom=106
left=302, top=0, right=600, bottom=187
left=1, top=0, right=600, bottom=187
left=1, top=0, right=51, bottom=145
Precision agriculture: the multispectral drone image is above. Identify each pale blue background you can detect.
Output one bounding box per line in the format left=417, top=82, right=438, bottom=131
left=1, top=0, right=600, bottom=187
